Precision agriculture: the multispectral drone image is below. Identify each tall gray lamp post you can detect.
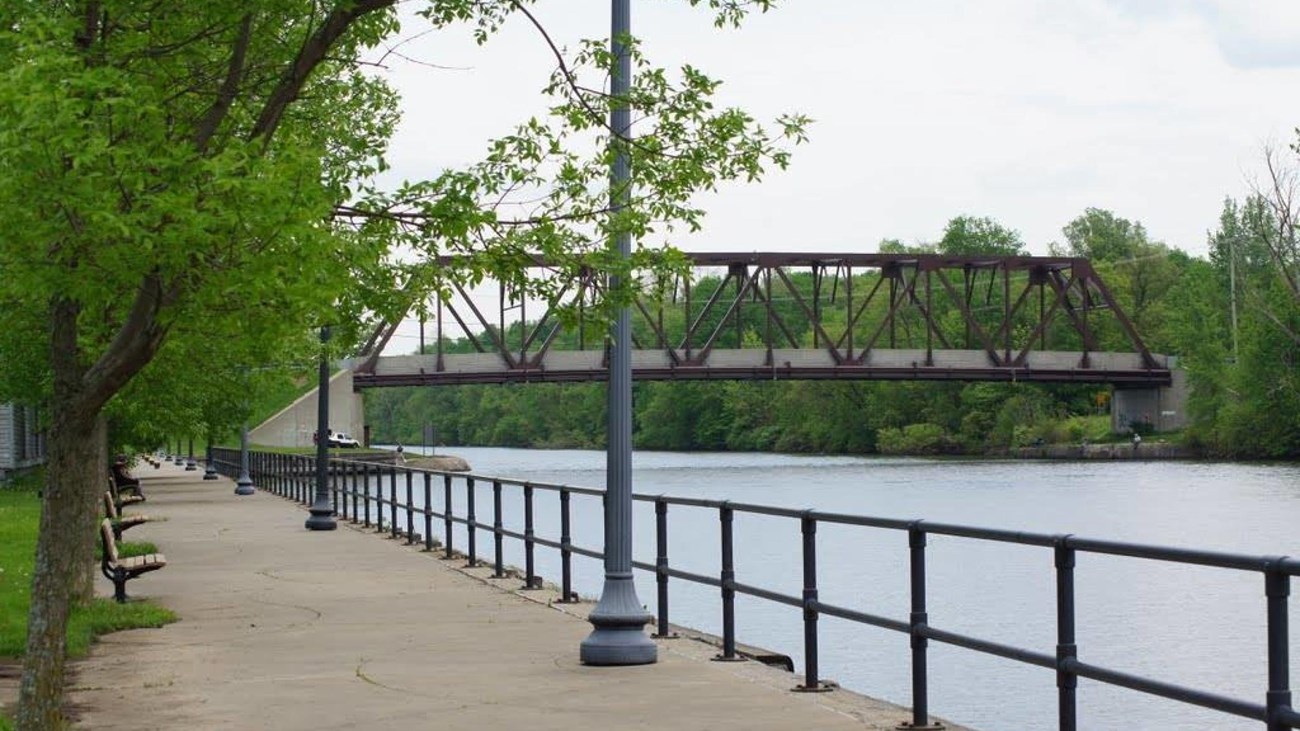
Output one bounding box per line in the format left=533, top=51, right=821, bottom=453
left=580, top=0, right=656, bottom=666
left=234, top=422, right=255, bottom=495
left=306, top=325, right=337, bottom=531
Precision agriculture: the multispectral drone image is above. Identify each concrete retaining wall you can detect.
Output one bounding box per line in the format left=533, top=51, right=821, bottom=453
left=249, top=370, right=365, bottom=448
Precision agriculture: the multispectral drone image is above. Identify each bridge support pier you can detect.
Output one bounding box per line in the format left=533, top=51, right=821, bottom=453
left=1111, top=367, right=1187, bottom=433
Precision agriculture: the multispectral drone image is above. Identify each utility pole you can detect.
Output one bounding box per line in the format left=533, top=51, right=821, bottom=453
left=1229, top=232, right=1239, bottom=361
left=580, top=0, right=656, bottom=666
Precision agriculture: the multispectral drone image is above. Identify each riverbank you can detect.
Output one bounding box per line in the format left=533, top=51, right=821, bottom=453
left=1004, top=440, right=1192, bottom=460
left=337, top=449, right=471, bottom=471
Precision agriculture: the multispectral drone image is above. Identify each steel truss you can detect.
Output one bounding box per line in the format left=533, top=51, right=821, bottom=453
left=352, top=252, right=1171, bottom=387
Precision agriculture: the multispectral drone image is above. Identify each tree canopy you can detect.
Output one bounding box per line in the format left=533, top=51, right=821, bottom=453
left=0, top=2, right=807, bottom=726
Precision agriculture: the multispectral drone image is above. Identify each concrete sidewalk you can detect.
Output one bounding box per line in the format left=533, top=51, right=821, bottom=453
left=66, top=464, right=950, bottom=730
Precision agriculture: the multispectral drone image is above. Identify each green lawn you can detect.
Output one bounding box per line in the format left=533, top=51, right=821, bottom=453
left=0, top=482, right=176, bottom=661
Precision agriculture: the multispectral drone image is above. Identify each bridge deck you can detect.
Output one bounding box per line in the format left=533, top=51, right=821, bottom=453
left=353, top=348, right=1172, bottom=386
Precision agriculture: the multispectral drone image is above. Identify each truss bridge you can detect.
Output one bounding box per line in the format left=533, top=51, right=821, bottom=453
left=351, top=252, right=1172, bottom=388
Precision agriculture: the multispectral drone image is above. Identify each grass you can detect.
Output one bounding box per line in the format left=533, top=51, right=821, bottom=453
left=0, top=483, right=177, bottom=662
left=95, top=540, right=159, bottom=562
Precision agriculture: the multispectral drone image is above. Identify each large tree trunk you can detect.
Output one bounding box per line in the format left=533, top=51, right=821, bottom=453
left=71, top=416, right=106, bottom=603
left=16, top=296, right=108, bottom=730
left=15, top=407, right=104, bottom=730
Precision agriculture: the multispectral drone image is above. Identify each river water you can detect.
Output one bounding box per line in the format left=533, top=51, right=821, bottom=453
left=373, top=446, right=1299, bottom=731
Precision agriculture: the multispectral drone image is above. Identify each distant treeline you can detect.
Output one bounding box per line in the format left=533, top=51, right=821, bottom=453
left=367, top=207, right=1300, bottom=459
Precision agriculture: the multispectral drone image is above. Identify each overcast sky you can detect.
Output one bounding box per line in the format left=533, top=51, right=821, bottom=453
left=372, top=0, right=1300, bottom=262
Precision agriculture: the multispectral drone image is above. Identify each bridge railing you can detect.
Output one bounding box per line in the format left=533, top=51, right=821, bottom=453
left=210, top=448, right=1298, bottom=730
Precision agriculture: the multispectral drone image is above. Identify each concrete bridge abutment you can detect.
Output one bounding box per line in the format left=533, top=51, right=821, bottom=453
left=249, top=369, right=365, bottom=448
left=1111, top=366, right=1188, bottom=434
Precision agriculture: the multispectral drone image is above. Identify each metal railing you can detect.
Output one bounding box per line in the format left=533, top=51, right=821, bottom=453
left=209, top=448, right=1298, bottom=730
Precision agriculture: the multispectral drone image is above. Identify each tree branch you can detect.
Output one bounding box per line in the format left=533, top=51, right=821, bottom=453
left=193, top=13, right=253, bottom=153
left=80, top=272, right=177, bottom=412
left=247, top=0, right=396, bottom=145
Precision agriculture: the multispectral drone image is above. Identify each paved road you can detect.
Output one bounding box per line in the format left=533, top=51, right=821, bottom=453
left=65, top=463, right=960, bottom=730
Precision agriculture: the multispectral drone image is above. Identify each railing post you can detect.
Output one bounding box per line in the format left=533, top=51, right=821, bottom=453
left=362, top=463, right=371, bottom=527
left=1266, top=564, right=1291, bottom=731
left=330, top=458, right=338, bottom=517
left=559, top=489, right=573, bottom=602
left=901, top=523, right=939, bottom=727
left=423, top=472, right=433, bottom=551
left=1056, top=537, right=1078, bottom=731
left=349, top=462, right=359, bottom=522
left=714, top=502, right=742, bottom=661
left=795, top=511, right=827, bottom=692
left=443, top=474, right=454, bottom=559
left=523, top=483, right=538, bottom=589
left=405, top=469, right=414, bottom=543
left=493, top=481, right=505, bottom=577
left=389, top=465, right=398, bottom=539
left=375, top=464, right=386, bottom=532
left=653, top=497, right=674, bottom=637
left=465, top=477, right=477, bottom=567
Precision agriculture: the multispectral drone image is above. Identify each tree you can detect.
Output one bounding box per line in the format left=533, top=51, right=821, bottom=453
left=0, top=2, right=806, bottom=726
left=1055, top=207, right=1148, bottom=262
left=936, top=215, right=1026, bottom=257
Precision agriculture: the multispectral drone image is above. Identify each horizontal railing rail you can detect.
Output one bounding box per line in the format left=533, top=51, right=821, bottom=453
left=209, top=448, right=1297, bottom=730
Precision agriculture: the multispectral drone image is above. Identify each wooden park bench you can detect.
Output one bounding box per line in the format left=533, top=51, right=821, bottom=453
left=111, top=459, right=145, bottom=498
left=100, top=518, right=166, bottom=603
left=108, top=476, right=146, bottom=513
left=103, top=491, right=150, bottom=540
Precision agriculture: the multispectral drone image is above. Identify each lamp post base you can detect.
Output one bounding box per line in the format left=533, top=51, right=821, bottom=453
left=203, top=463, right=219, bottom=480
left=305, top=502, right=337, bottom=531
left=235, top=475, right=255, bottom=496
left=185, top=458, right=198, bottom=471
left=580, top=575, right=656, bottom=665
